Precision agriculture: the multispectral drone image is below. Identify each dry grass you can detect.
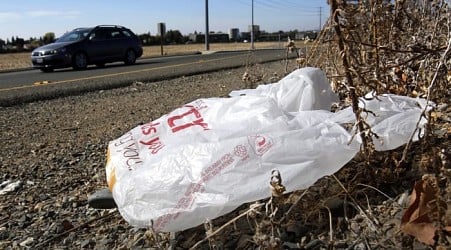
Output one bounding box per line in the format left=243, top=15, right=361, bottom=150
left=142, top=1, right=449, bottom=248
left=0, top=41, right=301, bottom=71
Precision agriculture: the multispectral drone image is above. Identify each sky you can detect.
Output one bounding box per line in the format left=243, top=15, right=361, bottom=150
left=0, top=0, right=330, bottom=41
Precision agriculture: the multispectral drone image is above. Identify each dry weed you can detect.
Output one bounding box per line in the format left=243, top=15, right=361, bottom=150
left=175, top=0, right=450, bottom=248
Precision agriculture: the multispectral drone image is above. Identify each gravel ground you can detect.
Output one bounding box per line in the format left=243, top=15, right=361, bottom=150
left=0, top=60, right=290, bottom=249
left=1, top=59, right=448, bottom=249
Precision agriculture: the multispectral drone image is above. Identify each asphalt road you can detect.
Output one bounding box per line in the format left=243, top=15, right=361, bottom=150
left=0, top=49, right=294, bottom=106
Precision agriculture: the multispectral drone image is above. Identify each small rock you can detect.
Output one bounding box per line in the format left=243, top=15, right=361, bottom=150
left=61, top=219, right=74, bottom=231
left=80, top=239, right=94, bottom=248
left=0, top=229, right=9, bottom=240
left=0, top=180, right=22, bottom=195
left=19, top=237, right=34, bottom=247
left=304, top=239, right=326, bottom=249
left=34, top=202, right=44, bottom=212
left=354, top=242, right=367, bottom=250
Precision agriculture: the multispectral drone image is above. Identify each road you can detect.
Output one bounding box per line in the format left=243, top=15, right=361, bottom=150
left=0, top=49, right=294, bottom=106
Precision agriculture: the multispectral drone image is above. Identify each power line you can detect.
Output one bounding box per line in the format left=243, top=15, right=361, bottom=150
left=234, top=0, right=323, bottom=13
left=230, top=0, right=327, bottom=31
left=263, top=0, right=323, bottom=10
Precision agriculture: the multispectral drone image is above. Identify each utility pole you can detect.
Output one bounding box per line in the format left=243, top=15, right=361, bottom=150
left=251, top=0, right=255, bottom=50
left=205, top=0, right=210, bottom=51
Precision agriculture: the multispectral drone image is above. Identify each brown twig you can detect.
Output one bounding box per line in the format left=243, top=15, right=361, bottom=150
left=331, top=0, right=370, bottom=155
left=400, top=36, right=451, bottom=163
left=332, top=174, right=378, bottom=229
left=189, top=203, right=265, bottom=249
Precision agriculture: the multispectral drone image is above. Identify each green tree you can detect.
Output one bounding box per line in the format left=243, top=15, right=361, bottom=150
left=0, top=38, right=5, bottom=52
left=30, top=40, right=41, bottom=49
left=165, top=30, right=184, bottom=44
left=43, top=32, right=55, bottom=44
left=138, top=32, right=152, bottom=45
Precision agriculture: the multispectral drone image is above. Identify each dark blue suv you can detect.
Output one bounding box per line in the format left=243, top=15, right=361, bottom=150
left=31, top=25, right=143, bottom=72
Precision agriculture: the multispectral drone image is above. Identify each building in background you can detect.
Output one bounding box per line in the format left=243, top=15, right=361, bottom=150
left=188, top=32, right=229, bottom=43
left=248, top=25, right=260, bottom=33
left=229, top=28, right=240, bottom=42
left=295, top=30, right=318, bottom=40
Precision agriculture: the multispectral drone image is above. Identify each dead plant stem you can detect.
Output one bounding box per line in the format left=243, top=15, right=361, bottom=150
left=189, top=203, right=265, bottom=250
left=332, top=175, right=377, bottom=228
left=331, top=0, right=369, bottom=155
left=400, top=36, right=451, bottom=163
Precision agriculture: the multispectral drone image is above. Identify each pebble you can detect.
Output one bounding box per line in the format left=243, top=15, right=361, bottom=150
left=19, top=237, right=34, bottom=247
left=0, top=180, right=22, bottom=195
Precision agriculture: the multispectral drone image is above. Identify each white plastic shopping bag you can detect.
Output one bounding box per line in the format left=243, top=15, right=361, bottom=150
left=229, top=67, right=339, bottom=111
left=105, top=67, right=427, bottom=231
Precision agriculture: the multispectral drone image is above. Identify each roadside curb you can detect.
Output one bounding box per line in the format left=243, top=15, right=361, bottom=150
left=200, top=50, right=218, bottom=55
left=0, top=67, right=34, bottom=74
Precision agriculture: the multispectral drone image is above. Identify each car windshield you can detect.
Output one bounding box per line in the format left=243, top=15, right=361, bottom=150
left=56, top=28, right=93, bottom=43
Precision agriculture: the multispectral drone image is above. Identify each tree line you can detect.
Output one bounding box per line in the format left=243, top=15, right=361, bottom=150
left=0, top=32, right=56, bottom=53
left=1, top=29, right=315, bottom=53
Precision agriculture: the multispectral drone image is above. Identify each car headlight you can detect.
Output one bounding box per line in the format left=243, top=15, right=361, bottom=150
left=47, top=47, right=67, bottom=55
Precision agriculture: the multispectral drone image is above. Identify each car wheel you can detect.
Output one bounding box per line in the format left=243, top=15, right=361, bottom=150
left=40, top=68, right=54, bottom=73
left=124, top=49, right=136, bottom=65
left=72, top=52, right=88, bottom=70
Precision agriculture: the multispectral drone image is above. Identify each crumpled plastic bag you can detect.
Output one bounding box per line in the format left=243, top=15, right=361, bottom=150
left=229, top=67, right=339, bottom=112
left=105, top=67, right=428, bottom=232
left=331, top=93, right=428, bottom=151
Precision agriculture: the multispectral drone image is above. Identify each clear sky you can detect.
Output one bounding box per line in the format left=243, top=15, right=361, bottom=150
left=0, top=0, right=330, bottom=41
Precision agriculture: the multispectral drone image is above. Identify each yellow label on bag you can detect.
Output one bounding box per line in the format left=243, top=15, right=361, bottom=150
left=105, top=148, right=116, bottom=191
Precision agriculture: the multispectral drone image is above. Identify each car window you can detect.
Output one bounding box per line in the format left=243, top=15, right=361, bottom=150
left=111, top=30, right=125, bottom=39
left=90, top=28, right=111, bottom=40
left=56, top=29, right=91, bottom=43
left=122, top=30, right=133, bottom=37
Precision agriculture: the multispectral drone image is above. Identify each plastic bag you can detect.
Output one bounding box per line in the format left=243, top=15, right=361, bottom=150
left=105, top=67, right=427, bottom=231
left=229, top=67, right=339, bottom=112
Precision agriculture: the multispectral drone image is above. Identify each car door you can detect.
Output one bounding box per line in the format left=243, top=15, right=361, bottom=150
left=86, top=28, right=111, bottom=62
left=89, top=27, right=127, bottom=62
left=109, top=27, right=129, bottom=59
